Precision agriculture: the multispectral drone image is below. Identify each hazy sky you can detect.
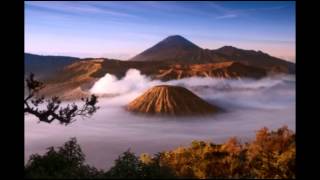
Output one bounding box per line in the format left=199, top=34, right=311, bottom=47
left=25, top=1, right=295, bottom=62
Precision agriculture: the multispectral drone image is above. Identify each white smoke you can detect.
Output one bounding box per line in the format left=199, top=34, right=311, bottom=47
left=90, top=69, right=161, bottom=95
left=25, top=68, right=295, bottom=169
left=89, top=68, right=295, bottom=109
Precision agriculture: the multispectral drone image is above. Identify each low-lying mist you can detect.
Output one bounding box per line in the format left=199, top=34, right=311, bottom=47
left=25, top=69, right=295, bottom=169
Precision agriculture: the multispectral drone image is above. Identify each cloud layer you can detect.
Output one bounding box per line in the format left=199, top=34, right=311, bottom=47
left=25, top=70, right=295, bottom=169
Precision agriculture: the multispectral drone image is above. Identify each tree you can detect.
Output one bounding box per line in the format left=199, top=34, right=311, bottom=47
left=140, top=152, right=177, bottom=179
left=25, top=138, right=103, bottom=179
left=24, top=73, right=99, bottom=125
left=105, top=149, right=144, bottom=178
left=106, top=150, right=176, bottom=179
left=155, top=126, right=295, bottom=179
left=25, top=126, right=295, bottom=179
left=246, top=126, right=295, bottom=178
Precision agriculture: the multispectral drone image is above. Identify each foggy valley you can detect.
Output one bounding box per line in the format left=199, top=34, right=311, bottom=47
left=24, top=2, right=296, bottom=178
left=25, top=70, right=295, bottom=169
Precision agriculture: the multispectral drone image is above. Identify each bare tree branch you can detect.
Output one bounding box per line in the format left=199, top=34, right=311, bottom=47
left=24, top=73, right=99, bottom=125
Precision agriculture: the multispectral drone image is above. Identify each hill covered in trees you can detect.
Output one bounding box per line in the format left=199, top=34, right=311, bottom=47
left=25, top=126, right=295, bottom=179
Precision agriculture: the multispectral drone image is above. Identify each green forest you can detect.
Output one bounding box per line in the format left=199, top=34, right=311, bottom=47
left=25, top=126, right=295, bottom=179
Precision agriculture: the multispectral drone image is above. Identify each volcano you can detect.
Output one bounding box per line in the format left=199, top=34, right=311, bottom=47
left=127, top=85, right=220, bottom=116
left=130, top=35, right=203, bottom=62
left=129, top=35, right=295, bottom=73
left=32, top=34, right=295, bottom=100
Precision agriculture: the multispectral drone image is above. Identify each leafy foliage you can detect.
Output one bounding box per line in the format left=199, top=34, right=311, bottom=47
left=25, top=138, right=103, bottom=179
left=157, top=126, right=295, bottom=179
left=25, top=126, right=295, bottom=179
left=105, top=150, right=176, bottom=179
left=105, top=149, right=144, bottom=178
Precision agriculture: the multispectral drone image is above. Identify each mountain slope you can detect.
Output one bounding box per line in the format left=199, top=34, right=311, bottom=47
left=212, top=46, right=295, bottom=74
left=130, top=35, right=206, bottom=62
left=38, top=59, right=103, bottom=100
left=90, top=59, right=267, bottom=81
left=129, top=35, right=295, bottom=74
left=25, top=53, right=79, bottom=79
left=155, top=61, right=267, bottom=81
left=31, top=35, right=295, bottom=100
left=38, top=59, right=271, bottom=99
left=127, top=85, right=220, bottom=115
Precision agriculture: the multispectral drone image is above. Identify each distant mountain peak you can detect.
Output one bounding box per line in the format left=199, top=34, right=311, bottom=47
left=130, top=35, right=201, bottom=61
left=128, top=35, right=295, bottom=74
left=162, top=35, right=191, bottom=42
left=218, top=46, right=238, bottom=50
left=215, top=46, right=270, bottom=57
left=156, top=35, right=200, bottom=49
left=165, top=35, right=185, bottom=39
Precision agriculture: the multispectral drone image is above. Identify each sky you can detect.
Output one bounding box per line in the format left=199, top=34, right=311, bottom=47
left=25, top=1, right=295, bottom=62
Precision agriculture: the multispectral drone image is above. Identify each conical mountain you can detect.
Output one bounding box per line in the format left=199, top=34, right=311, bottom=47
left=130, top=35, right=202, bottom=62
left=127, top=85, right=220, bottom=115
left=129, top=35, right=295, bottom=73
